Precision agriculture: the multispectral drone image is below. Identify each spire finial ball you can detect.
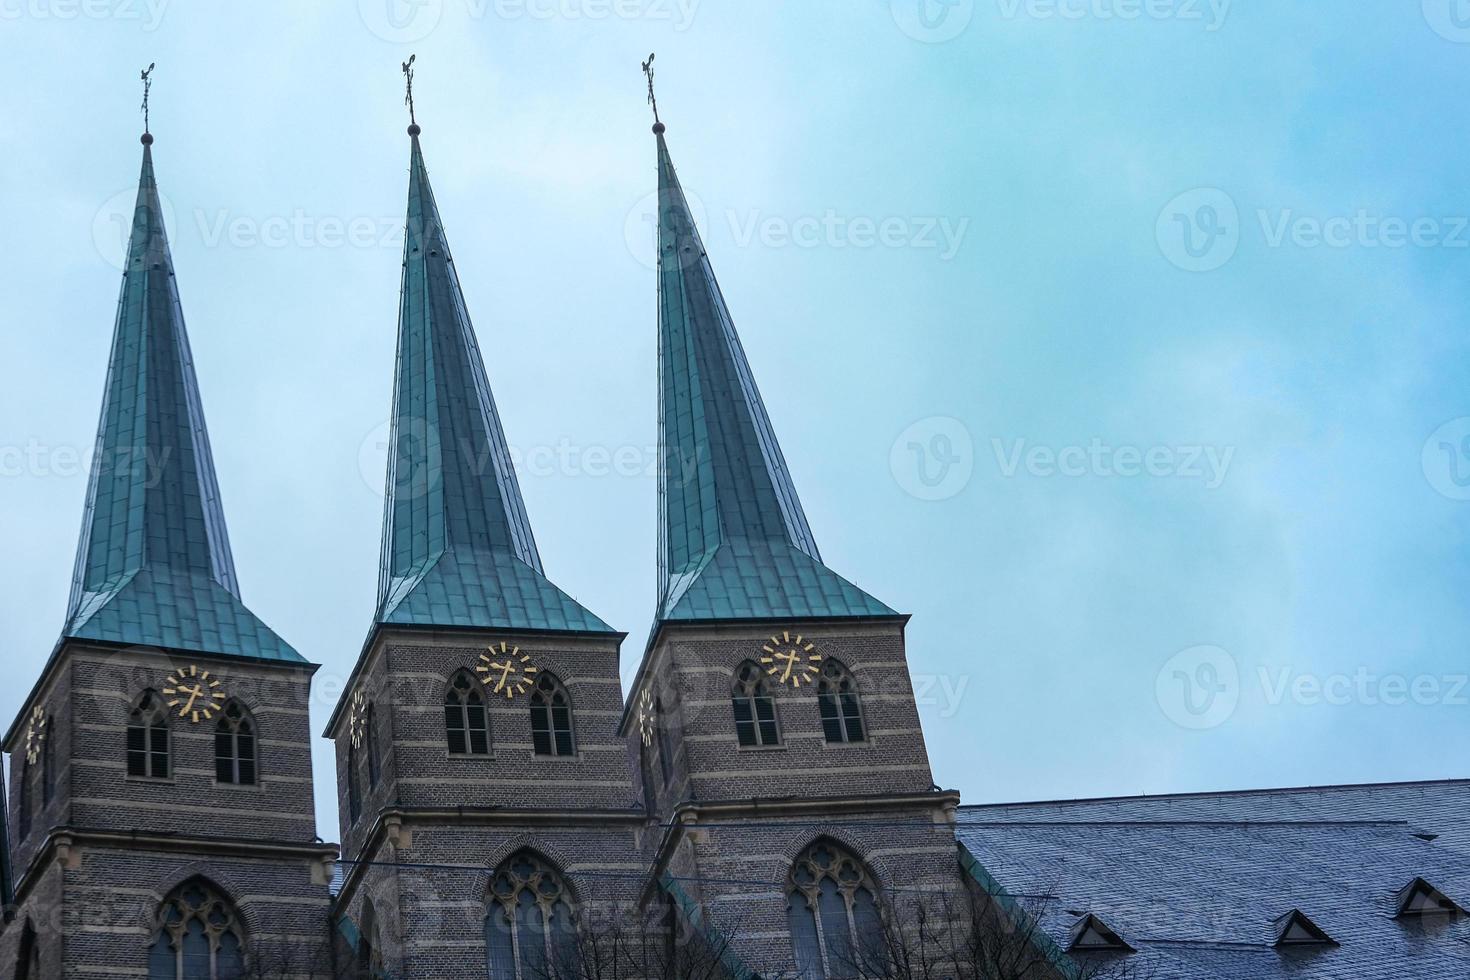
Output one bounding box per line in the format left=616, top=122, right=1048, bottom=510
left=141, top=132, right=154, bottom=145
left=653, top=121, right=666, bottom=135
left=408, top=123, right=421, bottom=137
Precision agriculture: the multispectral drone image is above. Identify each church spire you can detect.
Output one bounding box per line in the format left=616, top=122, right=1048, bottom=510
left=65, top=74, right=301, bottom=661
left=650, top=87, right=895, bottom=623
left=375, top=76, right=612, bottom=634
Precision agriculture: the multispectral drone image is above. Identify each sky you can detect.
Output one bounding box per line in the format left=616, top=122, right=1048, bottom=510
left=2, top=1, right=1470, bottom=839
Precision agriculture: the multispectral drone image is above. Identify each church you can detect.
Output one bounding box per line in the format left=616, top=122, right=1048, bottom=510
left=2, top=71, right=1469, bottom=979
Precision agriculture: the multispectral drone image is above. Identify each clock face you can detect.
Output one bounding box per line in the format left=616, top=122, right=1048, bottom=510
left=476, top=642, right=539, bottom=699
left=761, top=632, right=823, bottom=688
left=637, top=690, right=655, bottom=747
left=24, top=706, right=47, bottom=765
left=163, top=665, right=226, bottom=723
left=349, top=689, right=368, bottom=748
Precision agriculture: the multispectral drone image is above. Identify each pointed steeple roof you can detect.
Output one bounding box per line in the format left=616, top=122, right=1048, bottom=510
left=65, top=135, right=302, bottom=662
left=653, top=126, right=895, bottom=623
left=375, top=128, right=612, bottom=634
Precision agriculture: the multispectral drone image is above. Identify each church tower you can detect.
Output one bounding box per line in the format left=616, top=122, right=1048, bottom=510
left=0, top=116, right=335, bottom=977
left=619, top=103, right=965, bottom=974
left=323, top=101, right=645, bottom=977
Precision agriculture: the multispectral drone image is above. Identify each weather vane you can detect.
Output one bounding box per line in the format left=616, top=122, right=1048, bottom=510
left=140, top=63, right=156, bottom=135
left=402, top=54, right=417, bottom=127
left=642, top=52, right=660, bottom=125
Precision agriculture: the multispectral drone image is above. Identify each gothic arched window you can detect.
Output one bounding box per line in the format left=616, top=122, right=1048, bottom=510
left=214, top=702, right=257, bottom=785
left=787, top=841, right=883, bottom=979
left=356, top=899, right=382, bottom=978
left=128, top=690, right=171, bottom=779
left=445, top=671, right=491, bottom=756
left=146, top=879, right=246, bottom=980
left=816, top=661, right=866, bottom=744
left=485, top=852, right=578, bottom=979
left=347, top=742, right=362, bottom=825
left=365, top=704, right=381, bottom=788
left=655, top=699, right=676, bottom=785
left=732, top=660, right=781, bottom=747
left=17, top=758, right=31, bottom=840
left=639, top=741, right=658, bottom=815
left=41, top=730, right=54, bottom=806
left=529, top=674, right=575, bottom=757
left=15, top=920, right=39, bottom=980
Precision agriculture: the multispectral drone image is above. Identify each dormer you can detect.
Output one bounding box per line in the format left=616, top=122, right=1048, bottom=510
left=1067, top=913, right=1134, bottom=953
left=1395, top=878, right=1466, bottom=918
left=1272, top=909, right=1337, bottom=947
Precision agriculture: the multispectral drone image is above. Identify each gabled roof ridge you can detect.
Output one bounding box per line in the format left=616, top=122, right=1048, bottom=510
left=957, top=778, right=1470, bottom=812
left=957, top=818, right=1412, bottom=827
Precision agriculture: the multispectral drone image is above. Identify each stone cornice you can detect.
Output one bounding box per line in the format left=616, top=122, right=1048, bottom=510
left=7, top=826, right=339, bottom=912
left=332, top=805, right=651, bottom=909
left=640, top=790, right=961, bottom=905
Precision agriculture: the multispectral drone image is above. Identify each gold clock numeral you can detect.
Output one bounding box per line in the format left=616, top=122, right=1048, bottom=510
left=349, top=689, right=368, bottom=748
left=638, top=690, right=656, bottom=747
left=24, top=706, right=48, bottom=765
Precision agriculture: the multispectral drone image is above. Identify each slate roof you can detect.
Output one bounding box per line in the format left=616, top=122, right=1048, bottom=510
left=651, top=127, right=895, bottom=624
left=63, top=137, right=301, bottom=662
left=373, top=130, right=612, bottom=634
left=956, top=781, right=1470, bottom=979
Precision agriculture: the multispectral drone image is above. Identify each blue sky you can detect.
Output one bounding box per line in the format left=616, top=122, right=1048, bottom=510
left=3, top=1, right=1469, bottom=837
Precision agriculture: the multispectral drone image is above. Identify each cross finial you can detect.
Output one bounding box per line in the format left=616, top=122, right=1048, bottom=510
left=402, top=54, right=419, bottom=133
left=140, top=63, right=156, bottom=142
left=642, top=53, right=662, bottom=130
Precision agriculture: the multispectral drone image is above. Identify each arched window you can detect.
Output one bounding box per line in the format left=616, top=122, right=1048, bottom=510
left=147, top=879, right=246, bottom=980
left=17, top=758, right=31, bottom=840
left=816, top=661, right=866, bottom=744
left=42, top=731, right=54, bottom=806
left=787, top=841, right=883, bottom=979
left=639, top=741, right=658, bottom=815
left=445, top=671, right=491, bottom=756
left=732, top=660, right=780, bottom=747
left=485, top=852, right=577, bottom=979
left=366, top=704, right=381, bottom=788
left=16, top=920, right=38, bottom=980
left=529, top=674, right=574, bottom=757
left=655, top=699, right=676, bottom=785
left=214, top=702, right=257, bottom=785
left=356, top=900, right=382, bottom=978
left=128, top=691, right=171, bottom=779
left=347, top=742, right=362, bottom=825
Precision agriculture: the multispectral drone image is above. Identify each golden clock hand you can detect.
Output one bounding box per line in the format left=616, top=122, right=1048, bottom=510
left=779, top=651, right=797, bottom=683
left=180, top=685, right=202, bottom=716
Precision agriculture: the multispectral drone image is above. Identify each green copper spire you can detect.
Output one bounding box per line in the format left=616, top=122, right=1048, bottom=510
left=65, top=134, right=303, bottom=662
left=653, top=126, right=896, bottom=622
left=375, top=127, right=613, bottom=634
